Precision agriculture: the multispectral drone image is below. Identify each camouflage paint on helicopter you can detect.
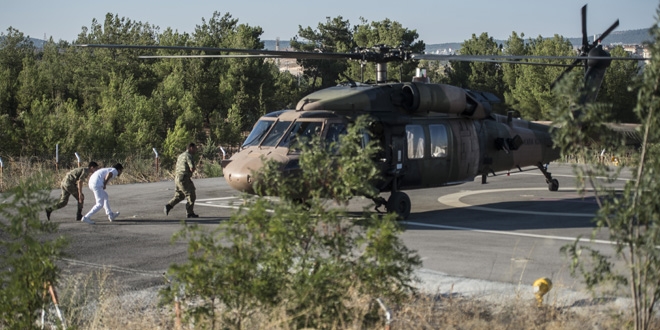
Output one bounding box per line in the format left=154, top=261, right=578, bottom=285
left=222, top=80, right=562, bottom=219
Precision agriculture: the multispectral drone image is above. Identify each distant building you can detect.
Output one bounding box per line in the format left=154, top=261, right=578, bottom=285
left=602, top=43, right=650, bottom=63
left=620, top=44, right=651, bottom=64
left=623, top=44, right=644, bottom=56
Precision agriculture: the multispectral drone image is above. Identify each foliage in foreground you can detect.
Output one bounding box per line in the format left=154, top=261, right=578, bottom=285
left=162, top=116, right=422, bottom=329
left=51, top=270, right=637, bottom=330
left=0, top=176, right=68, bottom=329
left=552, top=6, right=660, bottom=330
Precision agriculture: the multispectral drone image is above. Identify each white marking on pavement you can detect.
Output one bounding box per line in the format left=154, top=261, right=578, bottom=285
left=195, top=196, right=275, bottom=213
left=195, top=197, right=243, bottom=210
left=404, top=221, right=614, bottom=245
left=196, top=197, right=240, bottom=202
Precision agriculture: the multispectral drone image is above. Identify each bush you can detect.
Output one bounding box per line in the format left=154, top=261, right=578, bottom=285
left=162, top=116, right=421, bottom=329
left=0, top=175, right=69, bottom=329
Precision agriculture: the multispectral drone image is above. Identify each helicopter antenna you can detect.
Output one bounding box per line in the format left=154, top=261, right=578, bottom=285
left=339, top=72, right=357, bottom=87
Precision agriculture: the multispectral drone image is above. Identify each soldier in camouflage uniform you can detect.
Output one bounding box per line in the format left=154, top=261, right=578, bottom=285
left=46, top=161, right=99, bottom=221
left=164, top=143, right=199, bottom=218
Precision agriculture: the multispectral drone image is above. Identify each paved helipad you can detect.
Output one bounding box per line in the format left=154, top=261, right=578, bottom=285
left=42, top=163, right=629, bottom=305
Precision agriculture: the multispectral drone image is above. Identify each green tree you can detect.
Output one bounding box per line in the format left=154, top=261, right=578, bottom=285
left=351, top=18, right=424, bottom=83
left=17, top=97, right=62, bottom=157
left=186, top=12, right=285, bottom=145
left=0, top=28, right=35, bottom=155
left=0, top=177, right=69, bottom=329
left=599, top=45, right=642, bottom=123
left=505, top=35, right=575, bottom=120
left=269, top=67, right=305, bottom=110
left=448, top=33, right=503, bottom=92
left=554, top=10, right=660, bottom=330
left=163, top=116, right=421, bottom=329
left=75, top=13, right=160, bottom=96
left=291, top=16, right=355, bottom=89
left=189, top=12, right=237, bottom=134
left=0, top=27, right=34, bottom=120
left=501, top=31, right=527, bottom=113
left=46, top=98, right=90, bottom=165
left=219, top=25, right=276, bottom=133
left=161, top=96, right=203, bottom=163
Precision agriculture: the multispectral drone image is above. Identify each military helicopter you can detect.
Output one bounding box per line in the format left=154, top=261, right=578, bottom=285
left=78, top=5, right=645, bottom=219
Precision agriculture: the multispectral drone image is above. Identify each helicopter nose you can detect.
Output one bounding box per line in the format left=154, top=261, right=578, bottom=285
left=223, top=152, right=289, bottom=194
left=224, top=160, right=258, bottom=194
left=225, top=170, right=254, bottom=193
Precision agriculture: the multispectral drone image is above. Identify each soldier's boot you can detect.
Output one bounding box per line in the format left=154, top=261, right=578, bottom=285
left=186, top=203, right=198, bottom=218
left=164, top=204, right=172, bottom=216
left=76, top=210, right=83, bottom=221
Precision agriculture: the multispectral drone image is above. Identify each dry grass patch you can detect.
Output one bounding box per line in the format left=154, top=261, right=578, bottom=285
left=42, top=271, right=640, bottom=330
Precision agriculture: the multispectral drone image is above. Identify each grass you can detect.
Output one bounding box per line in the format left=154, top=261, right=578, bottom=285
left=0, top=156, right=224, bottom=193
left=39, top=270, right=639, bottom=330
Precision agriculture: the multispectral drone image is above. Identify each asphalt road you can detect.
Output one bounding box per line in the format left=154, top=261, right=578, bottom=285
left=43, top=163, right=629, bottom=303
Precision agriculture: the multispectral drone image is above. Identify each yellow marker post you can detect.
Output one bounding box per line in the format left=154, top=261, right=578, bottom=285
left=533, top=277, right=552, bottom=307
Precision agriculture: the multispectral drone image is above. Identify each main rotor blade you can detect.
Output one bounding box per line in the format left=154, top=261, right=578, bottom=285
left=75, top=44, right=362, bottom=61
left=470, top=60, right=574, bottom=67
left=77, top=44, right=648, bottom=64
left=139, top=54, right=277, bottom=59
left=412, top=54, right=645, bottom=61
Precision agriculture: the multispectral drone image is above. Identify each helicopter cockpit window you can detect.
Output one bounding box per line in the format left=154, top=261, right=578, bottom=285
left=325, top=123, right=347, bottom=144
left=278, top=121, right=323, bottom=149
left=406, top=125, right=425, bottom=159
left=261, top=121, right=292, bottom=147
left=429, top=124, right=448, bottom=158
left=242, top=120, right=274, bottom=148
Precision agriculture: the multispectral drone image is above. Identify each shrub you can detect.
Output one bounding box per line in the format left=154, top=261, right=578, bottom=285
left=162, top=116, right=421, bottom=329
left=0, top=175, right=69, bottom=329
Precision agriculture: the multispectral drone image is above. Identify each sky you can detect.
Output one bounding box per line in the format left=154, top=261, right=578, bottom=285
left=2, top=0, right=658, bottom=45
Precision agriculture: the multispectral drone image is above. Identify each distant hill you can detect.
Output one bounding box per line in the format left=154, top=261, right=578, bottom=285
left=0, top=36, right=46, bottom=48
left=572, top=28, right=653, bottom=46
left=265, top=28, right=652, bottom=54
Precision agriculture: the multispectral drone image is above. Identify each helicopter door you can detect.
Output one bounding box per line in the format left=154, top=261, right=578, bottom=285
left=402, top=125, right=425, bottom=187
left=390, top=134, right=406, bottom=189
left=425, top=124, right=451, bottom=186
left=401, top=124, right=451, bottom=189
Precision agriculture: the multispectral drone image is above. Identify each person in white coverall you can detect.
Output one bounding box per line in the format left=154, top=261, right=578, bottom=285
left=80, top=163, right=124, bottom=224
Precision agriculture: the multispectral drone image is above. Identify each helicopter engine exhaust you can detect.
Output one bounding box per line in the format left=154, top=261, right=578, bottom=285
left=400, top=83, right=489, bottom=119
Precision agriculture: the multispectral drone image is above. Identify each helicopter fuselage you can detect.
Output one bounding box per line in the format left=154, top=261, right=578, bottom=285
left=222, top=81, right=560, bottom=218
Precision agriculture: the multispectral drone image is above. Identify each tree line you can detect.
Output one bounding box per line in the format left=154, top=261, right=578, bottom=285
left=0, top=12, right=643, bottom=166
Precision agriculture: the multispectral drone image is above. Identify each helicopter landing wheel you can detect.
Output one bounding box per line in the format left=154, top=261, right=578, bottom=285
left=548, top=179, right=559, bottom=192
left=387, top=191, right=411, bottom=220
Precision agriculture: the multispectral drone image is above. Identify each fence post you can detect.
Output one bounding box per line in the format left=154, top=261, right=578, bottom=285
left=164, top=274, right=183, bottom=330
left=219, top=146, right=227, bottom=160
left=55, top=144, right=59, bottom=171
left=74, top=152, right=81, bottom=168
left=375, top=298, right=392, bottom=330
left=152, top=148, right=159, bottom=176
